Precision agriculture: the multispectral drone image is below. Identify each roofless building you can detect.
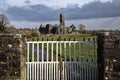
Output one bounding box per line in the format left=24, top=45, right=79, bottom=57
left=39, top=13, right=76, bottom=35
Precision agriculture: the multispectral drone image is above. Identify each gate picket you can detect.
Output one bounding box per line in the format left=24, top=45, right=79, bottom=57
left=26, top=40, right=97, bottom=80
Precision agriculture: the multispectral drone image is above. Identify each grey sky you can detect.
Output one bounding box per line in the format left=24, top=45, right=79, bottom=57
left=3, top=0, right=120, bottom=21
left=0, top=0, right=120, bottom=30
left=3, top=0, right=112, bottom=8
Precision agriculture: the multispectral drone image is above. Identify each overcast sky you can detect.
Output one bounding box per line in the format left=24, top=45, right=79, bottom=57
left=1, top=0, right=112, bottom=8
left=0, top=0, right=120, bottom=30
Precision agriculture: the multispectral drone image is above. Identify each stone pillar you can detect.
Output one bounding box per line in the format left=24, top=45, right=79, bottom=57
left=97, top=32, right=120, bottom=80
left=0, top=34, right=26, bottom=80
left=60, top=13, right=65, bottom=26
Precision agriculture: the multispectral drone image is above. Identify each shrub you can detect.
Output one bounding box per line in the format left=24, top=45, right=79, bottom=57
left=30, top=32, right=39, bottom=37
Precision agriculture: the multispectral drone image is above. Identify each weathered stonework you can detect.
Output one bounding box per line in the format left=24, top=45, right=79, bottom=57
left=39, top=13, right=76, bottom=35
left=97, top=32, right=120, bottom=80
left=0, top=34, right=26, bottom=80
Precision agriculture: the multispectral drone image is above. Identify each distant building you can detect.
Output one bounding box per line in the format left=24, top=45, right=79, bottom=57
left=39, top=13, right=76, bottom=35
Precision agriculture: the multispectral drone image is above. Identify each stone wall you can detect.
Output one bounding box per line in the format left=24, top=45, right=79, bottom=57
left=97, top=32, right=120, bottom=80
left=39, top=13, right=76, bottom=35
left=0, top=34, right=26, bottom=80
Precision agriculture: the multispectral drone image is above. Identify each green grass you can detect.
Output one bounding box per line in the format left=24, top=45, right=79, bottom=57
left=27, top=34, right=97, bottom=62
left=27, top=34, right=96, bottom=41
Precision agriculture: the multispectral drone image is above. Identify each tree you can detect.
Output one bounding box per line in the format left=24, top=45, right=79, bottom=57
left=0, top=14, right=9, bottom=32
left=79, top=24, right=87, bottom=34
left=79, top=24, right=85, bottom=31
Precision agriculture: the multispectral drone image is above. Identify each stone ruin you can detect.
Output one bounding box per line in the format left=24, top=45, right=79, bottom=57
left=39, top=13, right=76, bottom=35
left=97, top=32, right=120, bottom=80
left=0, top=34, right=26, bottom=80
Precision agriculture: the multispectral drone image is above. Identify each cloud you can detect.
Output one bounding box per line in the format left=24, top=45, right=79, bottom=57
left=24, top=0, right=31, bottom=4
left=0, top=0, right=9, bottom=12
left=6, top=4, right=60, bottom=21
left=5, top=0, right=120, bottom=22
left=67, top=3, right=79, bottom=8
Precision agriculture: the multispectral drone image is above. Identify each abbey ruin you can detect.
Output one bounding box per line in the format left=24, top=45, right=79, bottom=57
left=39, top=13, right=76, bottom=35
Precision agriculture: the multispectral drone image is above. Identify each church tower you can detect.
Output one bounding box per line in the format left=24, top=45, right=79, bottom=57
left=60, top=13, right=65, bottom=26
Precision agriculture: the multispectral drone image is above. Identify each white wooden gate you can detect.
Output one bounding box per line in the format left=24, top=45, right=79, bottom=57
left=26, top=39, right=97, bottom=80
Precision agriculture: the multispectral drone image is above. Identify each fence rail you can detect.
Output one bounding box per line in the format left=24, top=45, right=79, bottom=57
left=26, top=40, right=97, bottom=80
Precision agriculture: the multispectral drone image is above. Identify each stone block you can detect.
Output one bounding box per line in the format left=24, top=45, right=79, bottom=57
left=97, top=32, right=120, bottom=80
left=0, top=34, right=26, bottom=80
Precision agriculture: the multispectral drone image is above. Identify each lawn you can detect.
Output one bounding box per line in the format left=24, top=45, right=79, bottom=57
left=27, top=34, right=96, bottom=41
left=27, top=34, right=97, bottom=62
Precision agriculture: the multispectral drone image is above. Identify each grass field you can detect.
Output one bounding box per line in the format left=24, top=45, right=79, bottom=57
left=27, top=34, right=97, bottom=62
left=27, top=34, right=96, bottom=41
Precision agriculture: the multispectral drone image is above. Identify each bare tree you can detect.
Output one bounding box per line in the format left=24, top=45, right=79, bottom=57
left=79, top=24, right=85, bottom=31
left=0, top=14, right=9, bottom=32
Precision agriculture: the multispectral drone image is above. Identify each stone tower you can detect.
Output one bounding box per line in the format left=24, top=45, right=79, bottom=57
left=60, top=13, right=65, bottom=26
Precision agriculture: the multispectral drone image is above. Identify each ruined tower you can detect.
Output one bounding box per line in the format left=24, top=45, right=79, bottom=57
left=60, top=13, right=65, bottom=26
